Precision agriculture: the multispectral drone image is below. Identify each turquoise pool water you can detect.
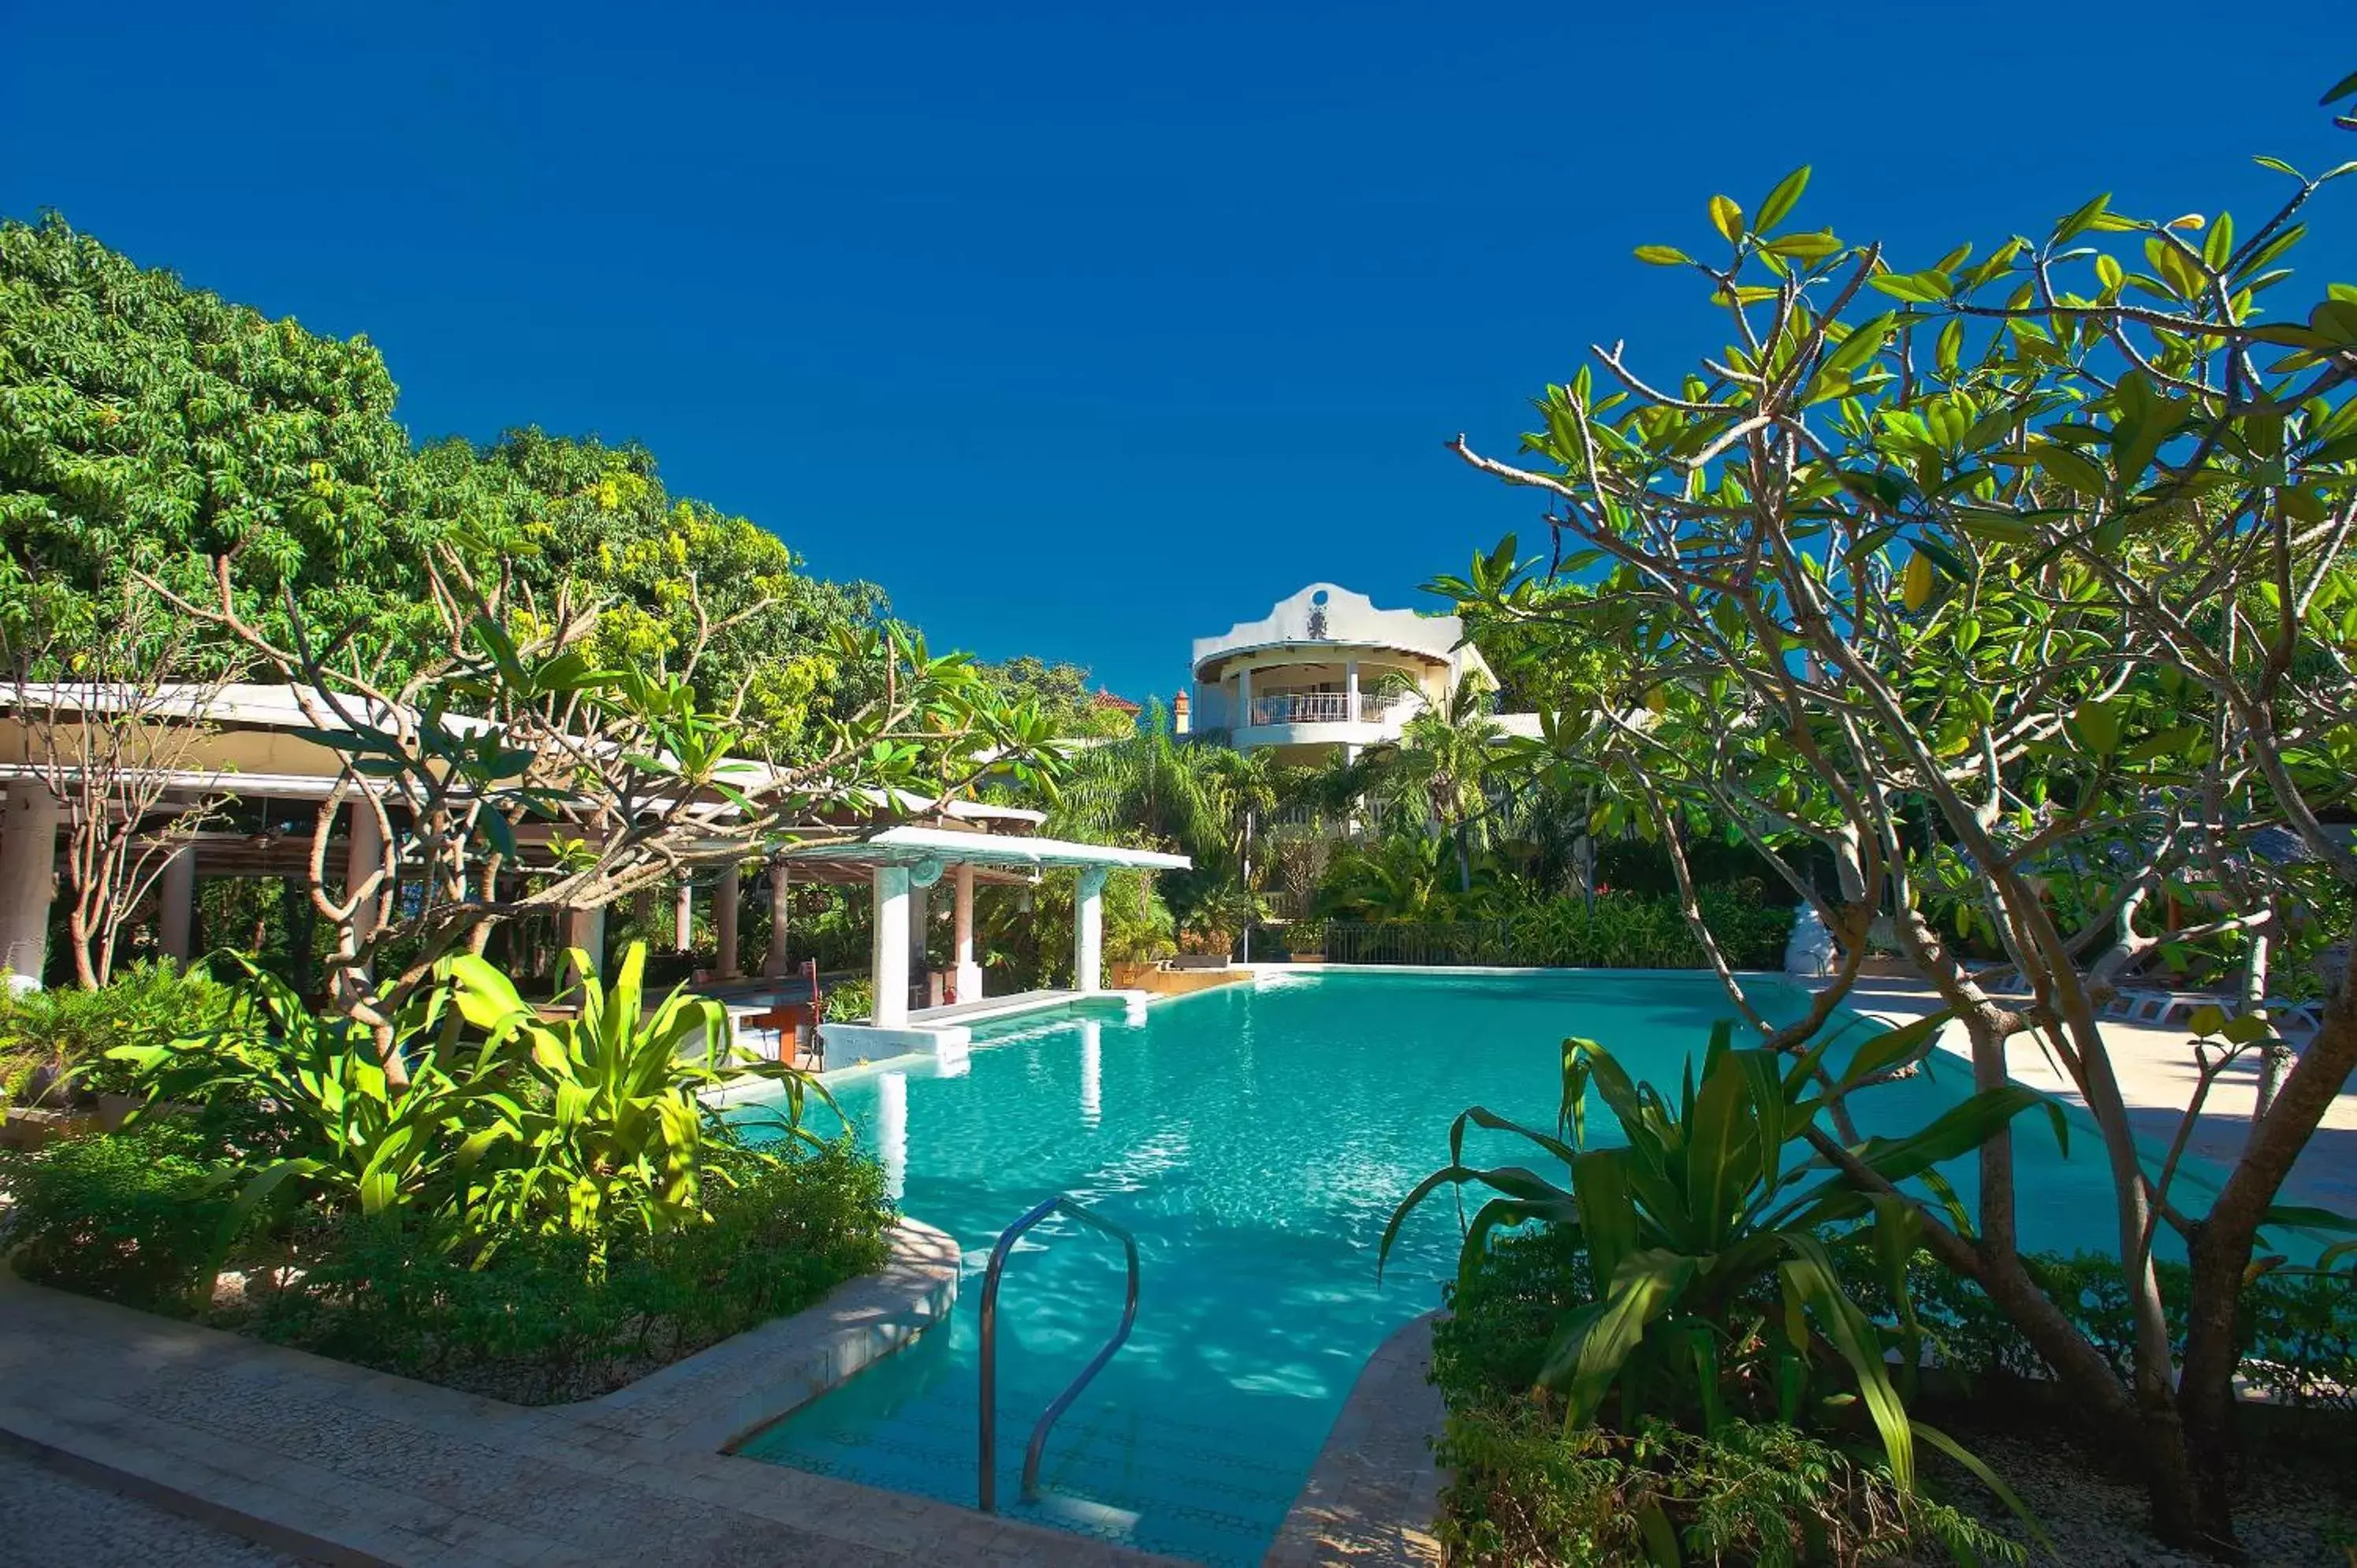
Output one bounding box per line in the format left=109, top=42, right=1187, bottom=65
left=731, top=970, right=2170, bottom=1565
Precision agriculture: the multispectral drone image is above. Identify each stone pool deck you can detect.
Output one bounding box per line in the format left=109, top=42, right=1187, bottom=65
left=1834, top=978, right=2357, bottom=1216
left=0, top=1220, right=1193, bottom=1567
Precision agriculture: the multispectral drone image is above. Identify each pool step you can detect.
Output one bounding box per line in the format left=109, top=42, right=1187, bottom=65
left=753, top=1382, right=1301, bottom=1565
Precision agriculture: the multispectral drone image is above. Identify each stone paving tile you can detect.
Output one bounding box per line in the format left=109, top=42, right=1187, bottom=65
left=0, top=1444, right=307, bottom=1567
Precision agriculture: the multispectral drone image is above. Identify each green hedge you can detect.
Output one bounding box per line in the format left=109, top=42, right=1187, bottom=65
left=1853, top=1247, right=2357, bottom=1413
left=0, top=1124, right=894, bottom=1403
left=1504, top=888, right=1794, bottom=970
left=0, top=1120, right=247, bottom=1310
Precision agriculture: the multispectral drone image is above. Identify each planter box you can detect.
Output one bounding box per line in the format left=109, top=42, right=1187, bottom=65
left=1, top=1106, right=85, bottom=1150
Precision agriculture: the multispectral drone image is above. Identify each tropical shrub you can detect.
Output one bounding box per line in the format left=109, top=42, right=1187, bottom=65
left=1840, top=1246, right=2357, bottom=1414
left=0, top=959, right=251, bottom=1107
left=106, top=944, right=818, bottom=1246
left=823, top=975, right=877, bottom=1025
left=238, top=1139, right=892, bottom=1403
left=108, top=956, right=517, bottom=1229
left=1432, top=1406, right=2023, bottom=1567
left=0, top=1121, right=245, bottom=1311
left=1385, top=1024, right=2054, bottom=1500
left=440, top=945, right=812, bottom=1242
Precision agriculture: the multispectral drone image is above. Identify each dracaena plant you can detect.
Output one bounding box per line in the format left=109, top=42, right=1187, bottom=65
left=110, top=955, right=519, bottom=1235
left=442, top=940, right=823, bottom=1245
left=1383, top=1018, right=2055, bottom=1526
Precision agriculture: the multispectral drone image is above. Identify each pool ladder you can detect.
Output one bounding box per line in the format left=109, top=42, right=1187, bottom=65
left=977, top=1194, right=1140, bottom=1513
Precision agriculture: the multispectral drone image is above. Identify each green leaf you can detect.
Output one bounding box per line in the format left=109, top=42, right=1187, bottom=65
left=1634, top=244, right=1692, bottom=266
left=2031, top=441, right=2109, bottom=496
left=2260, top=1204, right=2357, bottom=1234
left=1916, top=1421, right=2054, bottom=1551
left=1709, top=194, right=1744, bottom=244
left=1756, top=165, right=1812, bottom=231
left=1539, top=1249, right=1698, bottom=1422
left=2321, top=69, right=2357, bottom=106
left=1836, top=1011, right=1953, bottom=1092
left=2054, top=193, right=2113, bottom=242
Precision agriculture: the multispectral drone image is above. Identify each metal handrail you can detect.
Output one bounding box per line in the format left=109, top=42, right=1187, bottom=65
left=977, top=1194, right=1141, bottom=1513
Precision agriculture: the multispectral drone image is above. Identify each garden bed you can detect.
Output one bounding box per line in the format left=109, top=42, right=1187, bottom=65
left=0, top=1122, right=895, bottom=1406
left=1426, top=1228, right=2357, bottom=1566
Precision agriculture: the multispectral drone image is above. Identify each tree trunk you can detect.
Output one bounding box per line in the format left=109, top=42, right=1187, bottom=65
left=2176, top=942, right=2357, bottom=1558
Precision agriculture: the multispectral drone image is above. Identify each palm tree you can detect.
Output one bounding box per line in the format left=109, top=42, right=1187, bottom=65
left=1056, top=699, right=1223, bottom=851
left=1355, top=673, right=1506, bottom=891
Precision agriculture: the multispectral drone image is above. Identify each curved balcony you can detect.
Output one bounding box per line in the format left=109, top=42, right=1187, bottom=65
left=1247, top=691, right=1401, bottom=726
left=1231, top=689, right=1417, bottom=753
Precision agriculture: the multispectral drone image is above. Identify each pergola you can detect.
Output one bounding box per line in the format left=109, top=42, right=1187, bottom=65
left=777, top=824, right=1190, bottom=1033
left=0, top=687, right=1189, bottom=1031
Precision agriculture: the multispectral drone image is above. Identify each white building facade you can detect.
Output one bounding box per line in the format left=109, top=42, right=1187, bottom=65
left=1186, top=583, right=1531, bottom=765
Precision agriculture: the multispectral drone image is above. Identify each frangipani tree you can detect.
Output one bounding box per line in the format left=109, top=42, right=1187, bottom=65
left=145, top=536, right=1059, bottom=1069
left=1436, top=79, right=2357, bottom=1555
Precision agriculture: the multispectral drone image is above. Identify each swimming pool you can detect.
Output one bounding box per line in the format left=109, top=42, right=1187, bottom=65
left=731, top=969, right=2173, bottom=1565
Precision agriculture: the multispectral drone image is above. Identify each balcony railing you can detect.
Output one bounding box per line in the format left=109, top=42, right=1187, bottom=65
left=1246, top=691, right=1412, bottom=726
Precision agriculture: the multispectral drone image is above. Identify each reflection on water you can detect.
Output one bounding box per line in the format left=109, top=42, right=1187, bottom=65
left=876, top=1071, right=907, bottom=1202
left=1080, top=1019, right=1102, bottom=1127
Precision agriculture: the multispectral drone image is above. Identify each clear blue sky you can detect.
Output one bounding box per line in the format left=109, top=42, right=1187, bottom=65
left=5, top=4, right=2351, bottom=706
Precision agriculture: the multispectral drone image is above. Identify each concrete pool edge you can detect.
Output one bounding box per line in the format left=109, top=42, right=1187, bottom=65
left=1264, top=1311, right=1445, bottom=1568
left=0, top=1225, right=1194, bottom=1566
left=574, top=1216, right=962, bottom=1455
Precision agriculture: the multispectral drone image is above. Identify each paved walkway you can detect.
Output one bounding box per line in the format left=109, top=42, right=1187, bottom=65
left=0, top=1221, right=1186, bottom=1568
left=1830, top=978, right=2357, bottom=1216
left=0, top=1443, right=304, bottom=1566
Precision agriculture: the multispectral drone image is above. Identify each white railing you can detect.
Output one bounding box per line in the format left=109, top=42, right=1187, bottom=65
left=1247, top=691, right=1417, bottom=726
left=1250, top=691, right=1349, bottom=725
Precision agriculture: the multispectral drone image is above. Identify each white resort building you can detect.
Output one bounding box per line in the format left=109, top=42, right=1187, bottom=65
left=1181, top=583, right=1536, bottom=765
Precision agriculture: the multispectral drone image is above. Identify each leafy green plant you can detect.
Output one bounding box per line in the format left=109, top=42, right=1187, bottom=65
left=442, top=942, right=816, bottom=1242
left=0, top=1122, right=244, bottom=1311
left=1842, top=1245, right=2357, bottom=1414
left=1384, top=1022, right=2057, bottom=1505
left=0, top=959, right=251, bottom=1106
left=236, top=1138, right=892, bottom=1403
left=1433, top=1404, right=2024, bottom=1568
left=821, top=974, right=875, bottom=1026
left=1506, top=889, right=1794, bottom=970
left=110, top=955, right=509, bottom=1232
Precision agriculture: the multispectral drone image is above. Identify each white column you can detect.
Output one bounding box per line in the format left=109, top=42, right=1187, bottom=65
left=714, top=863, right=741, bottom=978
left=1346, top=660, right=1361, bottom=721
left=871, top=865, right=910, bottom=1028
left=765, top=860, right=792, bottom=978
left=562, top=904, right=606, bottom=991
left=1236, top=666, right=1253, bottom=732
left=1074, top=866, right=1107, bottom=993
left=673, top=879, right=694, bottom=951
left=0, top=780, right=60, bottom=992
left=953, top=864, right=981, bottom=1002
left=157, top=844, right=196, bottom=963
left=336, top=800, right=386, bottom=1008
left=345, top=799, right=383, bottom=949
